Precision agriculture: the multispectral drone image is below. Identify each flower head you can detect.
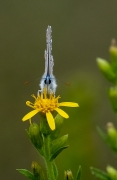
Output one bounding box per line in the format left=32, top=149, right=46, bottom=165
left=22, top=89, right=79, bottom=130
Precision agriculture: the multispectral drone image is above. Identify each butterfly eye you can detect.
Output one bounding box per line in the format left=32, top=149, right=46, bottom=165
left=44, top=78, right=51, bottom=84
left=44, top=79, right=47, bottom=84
left=49, top=79, right=51, bottom=84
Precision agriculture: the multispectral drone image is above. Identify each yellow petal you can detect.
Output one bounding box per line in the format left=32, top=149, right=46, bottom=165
left=55, top=108, right=69, bottom=118
left=59, top=102, right=79, bottom=107
left=46, top=112, right=55, bottom=130
left=22, top=109, right=39, bottom=121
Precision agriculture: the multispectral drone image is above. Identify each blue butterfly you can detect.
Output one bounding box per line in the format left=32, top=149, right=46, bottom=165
left=40, top=26, right=57, bottom=94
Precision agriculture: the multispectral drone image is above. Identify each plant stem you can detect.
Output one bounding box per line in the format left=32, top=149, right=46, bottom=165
left=43, top=136, right=56, bottom=180
left=46, top=160, right=56, bottom=180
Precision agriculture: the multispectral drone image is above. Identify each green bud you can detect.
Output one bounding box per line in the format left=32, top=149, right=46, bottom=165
left=108, top=86, right=117, bottom=113
left=50, top=114, right=64, bottom=139
left=97, top=58, right=116, bottom=83
left=110, top=39, right=117, bottom=62
left=64, top=170, right=74, bottom=180
left=107, top=166, right=117, bottom=180
left=107, top=123, right=117, bottom=138
left=31, top=161, right=45, bottom=180
left=110, top=46, right=117, bottom=59
left=28, top=123, right=43, bottom=149
left=107, top=123, right=117, bottom=150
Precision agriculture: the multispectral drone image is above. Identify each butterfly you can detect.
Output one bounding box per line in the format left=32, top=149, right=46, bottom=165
left=39, top=26, right=57, bottom=95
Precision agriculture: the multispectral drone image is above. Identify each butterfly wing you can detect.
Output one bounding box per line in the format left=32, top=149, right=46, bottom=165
left=40, top=26, right=57, bottom=94
left=46, top=26, right=54, bottom=76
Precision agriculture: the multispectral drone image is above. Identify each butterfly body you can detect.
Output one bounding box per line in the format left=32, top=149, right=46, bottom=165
left=40, top=26, right=57, bottom=94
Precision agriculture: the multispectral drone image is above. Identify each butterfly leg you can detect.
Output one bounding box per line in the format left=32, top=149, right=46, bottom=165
left=37, top=89, right=42, bottom=96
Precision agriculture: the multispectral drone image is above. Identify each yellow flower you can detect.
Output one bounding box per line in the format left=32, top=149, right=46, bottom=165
left=22, top=90, right=79, bottom=130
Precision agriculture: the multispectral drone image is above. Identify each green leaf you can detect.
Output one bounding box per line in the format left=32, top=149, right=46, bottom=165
left=17, top=169, right=36, bottom=180
left=90, top=167, right=111, bottom=180
left=76, top=166, right=82, bottom=180
left=50, top=145, right=69, bottom=161
left=50, top=134, right=69, bottom=161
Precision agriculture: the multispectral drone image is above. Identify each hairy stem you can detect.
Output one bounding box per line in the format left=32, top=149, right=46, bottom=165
left=43, top=136, right=56, bottom=180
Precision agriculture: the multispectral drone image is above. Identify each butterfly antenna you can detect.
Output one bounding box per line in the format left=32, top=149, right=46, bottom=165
left=56, top=79, right=70, bottom=86
left=24, top=77, right=41, bottom=85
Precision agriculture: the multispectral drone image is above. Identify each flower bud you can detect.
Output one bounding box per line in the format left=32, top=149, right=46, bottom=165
left=31, top=161, right=45, bottom=180
left=110, top=39, right=117, bottom=62
left=64, top=170, right=73, bottom=180
left=28, top=123, right=43, bottom=149
left=107, top=123, right=117, bottom=138
left=96, top=58, right=116, bottom=83
left=107, top=123, right=117, bottom=150
left=108, top=86, right=117, bottom=113
left=107, top=166, right=117, bottom=180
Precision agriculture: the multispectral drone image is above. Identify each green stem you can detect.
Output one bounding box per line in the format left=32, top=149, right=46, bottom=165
left=43, top=136, right=56, bottom=180
left=46, top=160, right=56, bottom=180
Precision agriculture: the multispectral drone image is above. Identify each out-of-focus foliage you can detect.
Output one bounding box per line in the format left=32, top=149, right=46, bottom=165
left=91, top=39, right=117, bottom=180
left=91, top=166, right=117, bottom=180
left=91, top=167, right=110, bottom=180
left=97, top=123, right=117, bottom=153
left=97, top=40, right=117, bottom=113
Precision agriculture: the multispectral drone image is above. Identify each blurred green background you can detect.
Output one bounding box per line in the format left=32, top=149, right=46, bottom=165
left=1, top=1, right=117, bottom=180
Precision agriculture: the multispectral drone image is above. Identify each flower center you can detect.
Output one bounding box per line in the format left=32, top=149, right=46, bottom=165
left=34, top=96, right=59, bottom=113
left=26, top=90, right=60, bottom=114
